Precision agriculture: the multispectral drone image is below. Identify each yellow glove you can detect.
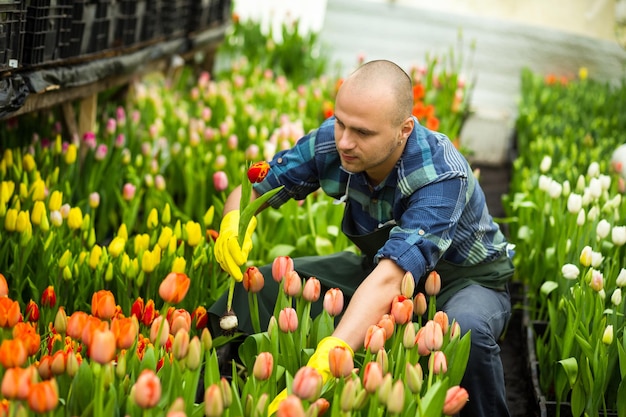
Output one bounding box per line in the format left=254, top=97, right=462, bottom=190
left=214, top=210, right=257, bottom=282
left=267, top=336, right=354, bottom=415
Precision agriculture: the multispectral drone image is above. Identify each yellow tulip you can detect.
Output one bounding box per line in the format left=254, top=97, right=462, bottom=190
left=172, top=256, right=186, bottom=273
left=16, top=210, right=30, bottom=233
left=185, top=221, right=202, bottom=247
left=3, top=149, right=13, bottom=167
left=58, top=250, right=72, bottom=268
left=162, top=203, right=171, bottom=224
left=117, top=223, right=128, bottom=240
left=108, top=237, right=126, bottom=258
left=204, top=206, right=215, bottom=226
left=157, top=226, right=173, bottom=250
left=67, top=207, right=83, bottom=230
left=141, top=250, right=156, bottom=274
left=134, top=234, right=150, bottom=253
left=48, top=190, right=63, bottom=211
left=64, top=144, right=77, bottom=165
left=22, top=154, right=36, bottom=172
left=31, top=201, right=45, bottom=226
left=146, top=208, right=159, bottom=230
left=89, top=245, right=103, bottom=270
left=30, top=179, right=45, bottom=201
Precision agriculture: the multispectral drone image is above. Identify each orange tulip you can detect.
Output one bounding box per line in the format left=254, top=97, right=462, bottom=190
left=81, top=316, right=107, bottom=346
left=169, top=309, right=191, bottom=335
left=429, top=351, right=448, bottom=374
left=302, top=277, right=321, bottom=302
left=91, top=289, right=116, bottom=320
left=292, top=366, right=323, bottom=401
left=252, top=351, right=274, bottom=381
left=329, top=346, right=354, bottom=378
left=243, top=266, right=264, bottom=293
left=50, top=350, right=67, bottom=375
left=66, top=311, right=89, bottom=340
left=12, top=322, right=40, bottom=356
left=271, top=256, right=294, bottom=283
left=390, top=295, right=413, bottom=325
left=363, top=361, right=383, bottom=393
left=277, top=395, right=306, bottom=417
left=132, top=369, right=161, bottom=409
left=0, top=273, right=7, bottom=297
left=1, top=365, right=36, bottom=400
left=0, top=296, right=21, bottom=328
left=433, top=311, right=449, bottom=335
left=37, top=355, right=53, bottom=380
left=0, top=339, right=27, bottom=368
left=377, top=314, right=395, bottom=341
left=150, top=316, right=170, bottom=347
left=283, top=270, right=302, bottom=297
left=323, top=288, right=344, bottom=317
left=111, top=316, right=139, bottom=349
left=40, top=286, right=56, bottom=308
left=159, top=272, right=190, bottom=304
left=413, top=292, right=427, bottom=316
left=90, top=328, right=116, bottom=364
left=364, top=324, right=386, bottom=354
left=27, top=379, right=59, bottom=413
left=278, top=307, right=298, bottom=333
left=420, top=320, right=444, bottom=352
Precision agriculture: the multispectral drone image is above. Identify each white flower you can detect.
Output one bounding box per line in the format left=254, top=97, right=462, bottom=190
left=548, top=180, right=563, bottom=199
left=567, top=193, right=583, bottom=214
left=588, top=177, right=602, bottom=200
left=587, top=161, right=600, bottom=178
left=602, top=325, right=613, bottom=345
left=588, top=206, right=599, bottom=221
left=612, top=226, right=626, bottom=246
left=599, top=174, right=611, bottom=191
left=540, top=155, right=552, bottom=173
left=576, top=175, right=586, bottom=193
left=562, top=180, right=571, bottom=197
left=561, top=263, right=580, bottom=280
left=576, top=209, right=586, bottom=226
left=538, top=175, right=551, bottom=192
left=50, top=210, right=63, bottom=227
left=611, top=288, right=622, bottom=306
left=591, top=250, right=604, bottom=268
left=617, top=268, right=626, bottom=287
left=596, top=219, right=611, bottom=240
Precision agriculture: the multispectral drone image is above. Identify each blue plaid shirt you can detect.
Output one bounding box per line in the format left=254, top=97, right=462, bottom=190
left=254, top=116, right=509, bottom=282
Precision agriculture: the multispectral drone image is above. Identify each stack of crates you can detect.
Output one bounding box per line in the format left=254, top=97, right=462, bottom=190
left=161, top=0, right=189, bottom=39
left=113, top=0, right=146, bottom=48
left=189, top=0, right=231, bottom=34
left=66, top=0, right=115, bottom=58
left=22, top=0, right=73, bottom=66
left=0, top=0, right=26, bottom=71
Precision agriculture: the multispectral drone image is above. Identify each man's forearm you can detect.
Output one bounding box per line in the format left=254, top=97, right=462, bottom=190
left=223, top=185, right=261, bottom=213
left=332, top=259, right=405, bottom=351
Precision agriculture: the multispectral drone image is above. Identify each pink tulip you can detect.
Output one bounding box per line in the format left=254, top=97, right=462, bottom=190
left=272, top=256, right=294, bottom=283
left=283, top=270, right=302, bottom=297
left=323, top=288, right=344, bottom=317
left=364, top=324, right=386, bottom=354
left=122, top=183, right=136, bottom=201
left=133, top=370, right=161, bottom=409
left=425, top=270, right=441, bottom=296
left=433, top=311, right=450, bottom=335
left=278, top=307, right=298, bottom=333
left=363, top=361, right=383, bottom=393
left=277, top=395, right=306, bottom=417
left=376, top=314, right=395, bottom=341
left=212, top=171, right=228, bottom=192
left=429, top=351, right=448, bottom=374
left=329, top=346, right=354, bottom=378
left=252, top=352, right=273, bottom=381
left=292, top=366, right=323, bottom=401
left=243, top=266, right=265, bottom=293
left=302, top=277, right=321, bottom=302
left=443, top=385, right=469, bottom=415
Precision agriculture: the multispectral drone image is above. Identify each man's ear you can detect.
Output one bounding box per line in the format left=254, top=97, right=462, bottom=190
left=401, top=116, right=414, bottom=139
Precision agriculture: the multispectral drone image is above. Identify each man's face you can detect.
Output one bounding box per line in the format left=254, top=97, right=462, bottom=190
left=333, top=83, right=410, bottom=185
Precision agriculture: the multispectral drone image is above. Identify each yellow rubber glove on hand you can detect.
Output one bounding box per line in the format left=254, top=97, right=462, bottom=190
left=214, top=210, right=257, bottom=282
left=267, top=336, right=354, bottom=415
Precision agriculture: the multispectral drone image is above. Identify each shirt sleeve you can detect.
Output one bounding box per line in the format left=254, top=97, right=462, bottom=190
left=375, top=175, right=467, bottom=282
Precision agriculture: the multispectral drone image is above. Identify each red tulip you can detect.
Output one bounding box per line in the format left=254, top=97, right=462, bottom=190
left=243, top=266, right=265, bottom=293
left=192, top=306, right=209, bottom=330
left=142, top=299, right=157, bottom=326
left=302, top=277, right=321, bottom=302
left=40, top=286, right=56, bottom=308
left=247, top=161, right=270, bottom=183
left=159, top=272, right=191, bottom=304
left=443, top=385, right=469, bottom=415
left=25, top=300, right=39, bottom=322
left=131, top=297, right=145, bottom=321
left=323, top=288, right=344, bottom=317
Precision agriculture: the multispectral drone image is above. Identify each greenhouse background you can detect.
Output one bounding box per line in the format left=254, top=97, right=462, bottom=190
left=1, top=0, right=626, bottom=416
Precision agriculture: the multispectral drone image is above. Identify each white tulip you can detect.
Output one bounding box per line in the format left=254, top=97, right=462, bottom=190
left=596, top=219, right=611, bottom=240
left=567, top=193, right=582, bottom=214
left=561, top=263, right=580, bottom=280
left=587, top=161, right=600, bottom=178
left=611, top=288, right=622, bottom=306
left=612, top=226, right=626, bottom=246
left=540, top=155, right=552, bottom=173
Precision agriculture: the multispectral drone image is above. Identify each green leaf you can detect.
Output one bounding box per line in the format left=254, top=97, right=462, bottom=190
left=617, top=379, right=626, bottom=417
left=417, top=379, right=447, bottom=417
left=314, top=236, right=334, bottom=256
left=239, top=332, right=271, bottom=369
left=558, top=357, right=578, bottom=388
left=618, top=340, right=626, bottom=379
left=540, top=280, right=559, bottom=296
left=238, top=186, right=284, bottom=244
left=571, top=378, right=586, bottom=417
left=140, top=345, right=157, bottom=373
left=443, top=331, right=472, bottom=386
left=67, top=362, right=95, bottom=415
left=267, top=244, right=296, bottom=259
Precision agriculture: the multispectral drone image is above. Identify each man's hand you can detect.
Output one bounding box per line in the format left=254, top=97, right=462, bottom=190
left=267, top=336, right=354, bottom=415
left=214, top=210, right=257, bottom=281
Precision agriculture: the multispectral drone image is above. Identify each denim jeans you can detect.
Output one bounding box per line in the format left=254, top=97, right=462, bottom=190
left=442, top=284, right=512, bottom=417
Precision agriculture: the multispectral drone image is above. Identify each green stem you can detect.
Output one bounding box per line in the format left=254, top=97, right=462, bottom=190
left=227, top=278, right=236, bottom=312
left=249, top=291, right=261, bottom=334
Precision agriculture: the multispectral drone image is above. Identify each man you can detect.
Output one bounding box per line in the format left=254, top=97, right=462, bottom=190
left=211, top=59, right=514, bottom=417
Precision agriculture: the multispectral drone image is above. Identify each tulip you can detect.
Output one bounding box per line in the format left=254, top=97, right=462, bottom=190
left=323, top=288, right=344, bottom=317
left=204, top=384, right=224, bottom=417
left=186, top=336, right=202, bottom=371
left=278, top=307, right=298, bottom=333
left=589, top=269, right=604, bottom=292
left=243, top=266, right=265, bottom=293
left=566, top=193, right=582, bottom=214
left=133, top=369, right=162, bottom=409
left=376, top=373, right=393, bottom=404
left=421, top=320, right=444, bottom=352
left=403, top=321, right=417, bottom=348
left=48, top=190, right=63, bottom=211
left=91, top=290, right=116, bottom=320
left=24, top=300, right=39, bottom=322
left=122, top=183, right=136, bottom=201
left=561, top=263, right=580, bottom=280
left=169, top=309, right=191, bottom=335
left=192, top=306, right=209, bottom=329
left=405, top=362, right=424, bottom=393
left=0, top=296, right=21, bottom=327
left=292, top=366, right=323, bottom=401
left=539, top=155, right=552, bottom=172
left=433, top=311, right=450, bottom=335
left=31, top=200, right=45, bottom=225
left=0, top=273, right=7, bottom=297
left=0, top=339, right=27, bottom=368
left=27, top=380, right=59, bottom=413
left=146, top=208, right=159, bottom=229
left=172, top=329, right=190, bottom=360
left=302, top=277, right=321, bottom=302
left=579, top=246, right=593, bottom=267
left=50, top=350, right=67, bottom=375
left=185, top=220, right=202, bottom=247
left=1, top=365, right=36, bottom=400
left=89, top=244, right=103, bottom=269
left=612, top=288, right=622, bottom=306
left=253, top=352, right=274, bottom=381
left=12, top=322, right=40, bottom=356
left=429, top=351, right=448, bottom=374
left=89, top=329, right=116, bottom=364
left=450, top=321, right=462, bottom=340
left=4, top=208, right=17, bottom=231
left=247, top=161, right=270, bottom=183
left=602, top=325, right=614, bottom=345
left=391, top=295, right=413, bottom=325
left=159, top=272, right=191, bottom=304
left=413, top=292, right=427, bottom=316
left=277, top=395, right=306, bottom=417
left=329, top=346, right=354, bottom=378
left=67, top=207, right=83, bottom=230
left=150, top=316, right=170, bottom=347
left=377, top=314, right=395, bottom=341
left=142, top=299, right=157, bottom=326
left=401, top=270, right=416, bottom=297
left=66, top=311, right=88, bottom=339
left=596, top=219, right=611, bottom=240
left=617, top=268, right=626, bottom=287
left=111, top=316, right=139, bottom=349
left=364, top=324, right=386, bottom=354
left=272, top=256, right=294, bottom=283
left=41, top=285, right=56, bottom=308
left=363, top=361, right=384, bottom=393
left=213, top=171, right=228, bottom=192
left=425, top=270, right=441, bottom=296
left=157, top=227, right=173, bottom=249
left=443, top=386, right=469, bottom=415
left=612, top=226, right=626, bottom=246
left=386, top=380, right=405, bottom=414
left=283, top=270, right=303, bottom=297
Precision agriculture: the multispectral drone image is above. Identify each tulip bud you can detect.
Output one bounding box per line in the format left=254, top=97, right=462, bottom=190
left=186, top=336, right=202, bottom=371
left=172, top=329, right=190, bottom=360
left=243, top=266, right=264, bottom=293
left=580, top=246, right=593, bottom=267
left=443, top=386, right=469, bottom=416
left=204, top=384, right=224, bottom=417
left=271, top=256, right=294, bottom=283
left=602, top=325, right=614, bottom=345
left=363, top=361, right=383, bottom=393
left=323, top=288, right=344, bottom=317
left=401, top=271, right=415, bottom=297
left=247, top=161, right=270, bottom=183
left=376, top=373, right=393, bottom=404
left=413, top=292, right=427, bottom=316
left=253, top=351, right=274, bottom=381
left=292, top=366, right=323, bottom=401
left=283, top=270, right=302, bottom=297
left=203, top=205, right=214, bottom=227
left=425, top=270, right=441, bottom=296
left=278, top=307, right=298, bottom=333
left=54, top=307, right=67, bottom=333
left=612, top=288, right=622, bottom=306
left=429, top=351, right=448, bottom=374
left=329, top=346, right=354, bottom=378
left=302, top=277, right=321, bottom=302
left=364, top=324, right=386, bottom=354
left=405, top=362, right=423, bottom=393
left=403, top=322, right=416, bottom=349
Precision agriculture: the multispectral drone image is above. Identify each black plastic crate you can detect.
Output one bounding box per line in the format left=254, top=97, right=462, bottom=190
left=189, top=0, right=231, bottom=33
left=0, top=1, right=26, bottom=71
left=66, top=0, right=115, bottom=58
left=140, top=0, right=162, bottom=42
left=22, top=0, right=73, bottom=66
left=161, top=0, right=189, bottom=39
left=113, top=0, right=146, bottom=48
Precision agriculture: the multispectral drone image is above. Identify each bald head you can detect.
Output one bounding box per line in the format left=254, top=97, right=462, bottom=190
left=340, top=60, right=413, bottom=126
